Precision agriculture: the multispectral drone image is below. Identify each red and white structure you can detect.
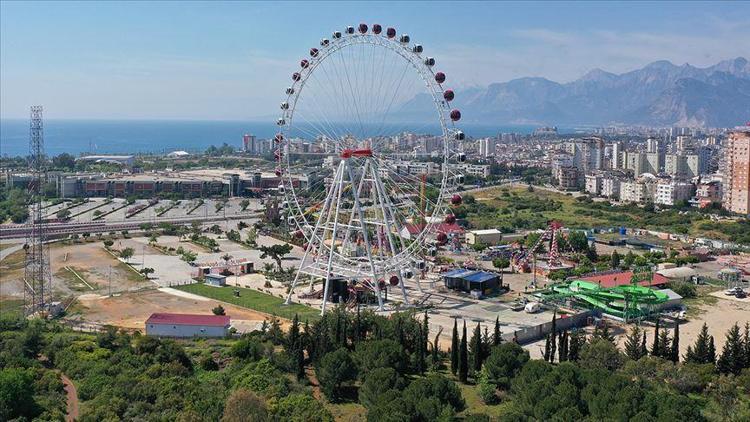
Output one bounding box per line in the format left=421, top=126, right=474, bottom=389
left=276, top=23, right=466, bottom=313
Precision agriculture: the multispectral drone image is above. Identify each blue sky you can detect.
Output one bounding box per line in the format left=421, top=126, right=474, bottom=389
left=1, top=1, right=748, bottom=120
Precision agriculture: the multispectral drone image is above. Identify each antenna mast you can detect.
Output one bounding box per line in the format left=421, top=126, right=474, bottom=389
left=24, top=105, right=52, bottom=317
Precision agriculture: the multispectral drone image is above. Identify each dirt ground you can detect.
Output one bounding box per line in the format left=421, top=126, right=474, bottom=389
left=0, top=240, right=153, bottom=302
left=74, top=288, right=288, bottom=333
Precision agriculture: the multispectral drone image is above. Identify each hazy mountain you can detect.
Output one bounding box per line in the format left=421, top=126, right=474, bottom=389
left=399, top=57, right=750, bottom=127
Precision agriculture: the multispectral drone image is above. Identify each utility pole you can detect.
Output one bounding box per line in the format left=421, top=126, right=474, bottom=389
left=24, top=106, right=52, bottom=317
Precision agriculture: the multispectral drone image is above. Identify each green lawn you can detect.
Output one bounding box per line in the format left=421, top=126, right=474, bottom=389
left=175, top=283, right=321, bottom=322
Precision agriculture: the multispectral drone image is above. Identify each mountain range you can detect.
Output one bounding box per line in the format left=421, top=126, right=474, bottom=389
left=401, top=57, right=750, bottom=128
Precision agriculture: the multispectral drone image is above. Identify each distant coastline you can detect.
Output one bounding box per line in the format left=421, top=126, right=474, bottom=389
left=0, top=119, right=537, bottom=157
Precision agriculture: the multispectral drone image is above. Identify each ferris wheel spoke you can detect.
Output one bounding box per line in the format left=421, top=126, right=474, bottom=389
left=372, top=60, right=413, bottom=149
left=300, top=74, right=343, bottom=143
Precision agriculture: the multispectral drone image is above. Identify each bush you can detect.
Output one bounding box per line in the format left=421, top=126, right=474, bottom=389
left=354, top=339, right=406, bottom=376
left=271, top=393, right=334, bottom=421
left=317, top=348, right=357, bottom=402
left=483, top=342, right=530, bottom=389
left=669, top=281, right=697, bottom=299
left=477, top=372, right=498, bottom=404
left=359, top=367, right=404, bottom=409
left=231, top=337, right=265, bottom=361
left=199, top=354, right=219, bottom=371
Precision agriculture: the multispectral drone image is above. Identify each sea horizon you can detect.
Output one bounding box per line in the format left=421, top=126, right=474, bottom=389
left=0, top=118, right=541, bottom=157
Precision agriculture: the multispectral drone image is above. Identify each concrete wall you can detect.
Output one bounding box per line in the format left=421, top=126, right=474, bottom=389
left=502, top=310, right=598, bottom=344
left=146, top=323, right=227, bottom=338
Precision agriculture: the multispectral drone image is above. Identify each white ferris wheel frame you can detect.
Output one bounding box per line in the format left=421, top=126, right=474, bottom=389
left=276, top=29, right=462, bottom=273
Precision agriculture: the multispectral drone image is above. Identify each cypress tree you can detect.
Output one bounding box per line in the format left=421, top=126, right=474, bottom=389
left=717, top=323, right=744, bottom=375
left=568, top=329, right=582, bottom=362
left=450, top=319, right=459, bottom=375
left=395, top=315, right=403, bottom=350
left=624, top=325, right=643, bottom=360
left=708, top=335, right=716, bottom=364
left=657, top=328, right=671, bottom=359
left=640, top=331, right=648, bottom=358
left=416, top=325, right=426, bottom=374
left=470, top=322, right=482, bottom=373
left=423, top=312, right=430, bottom=363
left=286, top=314, right=305, bottom=379
left=543, top=334, right=551, bottom=362
left=341, top=309, right=348, bottom=348
left=493, top=316, right=502, bottom=346
left=684, top=345, right=696, bottom=363
left=549, top=312, right=557, bottom=363
left=353, top=306, right=361, bottom=344
left=651, top=318, right=661, bottom=356
left=690, top=323, right=711, bottom=364
left=333, top=310, right=341, bottom=346
left=459, top=322, right=468, bottom=383
left=743, top=322, right=750, bottom=369
left=558, top=330, right=568, bottom=362
left=432, top=328, right=440, bottom=367
left=611, top=250, right=620, bottom=269
left=482, top=327, right=491, bottom=362
left=669, top=322, right=680, bottom=363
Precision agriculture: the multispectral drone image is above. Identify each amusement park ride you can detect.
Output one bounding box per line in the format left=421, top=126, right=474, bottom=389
left=273, top=23, right=466, bottom=314
left=511, top=221, right=567, bottom=286
left=539, top=279, right=669, bottom=322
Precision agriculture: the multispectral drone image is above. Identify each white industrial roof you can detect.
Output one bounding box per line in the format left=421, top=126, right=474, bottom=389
left=470, top=229, right=503, bottom=235
left=657, top=267, right=697, bottom=279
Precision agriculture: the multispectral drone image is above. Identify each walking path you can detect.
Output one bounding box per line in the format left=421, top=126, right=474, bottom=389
left=158, top=287, right=211, bottom=301
left=61, top=373, right=79, bottom=421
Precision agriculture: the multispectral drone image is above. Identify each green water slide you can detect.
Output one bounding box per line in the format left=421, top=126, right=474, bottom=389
left=543, top=279, right=669, bottom=319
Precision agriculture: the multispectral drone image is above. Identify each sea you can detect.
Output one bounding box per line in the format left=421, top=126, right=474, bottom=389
left=0, top=119, right=537, bottom=157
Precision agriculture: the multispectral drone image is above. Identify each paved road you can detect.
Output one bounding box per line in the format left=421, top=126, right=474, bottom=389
left=0, top=244, right=23, bottom=260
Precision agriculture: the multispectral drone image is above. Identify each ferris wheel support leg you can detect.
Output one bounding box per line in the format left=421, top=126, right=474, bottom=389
left=345, top=160, right=384, bottom=312
left=321, top=162, right=346, bottom=316
left=339, top=159, right=370, bottom=257
left=284, top=173, right=339, bottom=307
left=370, top=159, right=410, bottom=306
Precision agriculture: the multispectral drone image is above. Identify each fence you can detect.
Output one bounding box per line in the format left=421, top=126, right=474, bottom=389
left=502, top=310, right=599, bottom=344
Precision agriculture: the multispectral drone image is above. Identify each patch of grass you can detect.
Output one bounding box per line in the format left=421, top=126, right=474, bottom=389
left=175, top=283, right=321, bottom=322
left=466, top=186, right=744, bottom=241
left=55, top=268, right=88, bottom=292
left=0, top=299, right=23, bottom=318
left=112, top=260, right=148, bottom=283
left=457, top=381, right=516, bottom=419
left=0, top=249, right=26, bottom=269
left=324, top=401, right=367, bottom=422
left=683, top=285, right=721, bottom=318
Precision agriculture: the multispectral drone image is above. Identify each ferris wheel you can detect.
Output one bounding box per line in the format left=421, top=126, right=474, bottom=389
left=277, top=23, right=467, bottom=313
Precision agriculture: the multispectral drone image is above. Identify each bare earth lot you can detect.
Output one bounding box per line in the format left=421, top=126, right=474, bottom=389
left=74, top=288, right=283, bottom=333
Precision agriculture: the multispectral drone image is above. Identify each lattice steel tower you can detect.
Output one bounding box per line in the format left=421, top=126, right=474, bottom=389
left=24, top=105, right=52, bottom=317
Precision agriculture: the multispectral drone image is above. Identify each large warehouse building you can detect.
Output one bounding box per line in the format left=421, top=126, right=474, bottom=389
left=145, top=313, right=231, bottom=338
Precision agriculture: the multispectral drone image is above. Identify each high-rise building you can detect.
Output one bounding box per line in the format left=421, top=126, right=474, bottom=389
left=610, top=142, right=622, bottom=169
left=723, top=129, right=750, bottom=214
left=478, top=138, right=496, bottom=158
left=565, top=137, right=604, bottom=184
left=646, top=138, right=660, bottom=154
left=242, top=134, right=257, bottom=154
left=665, top=153, right=701, bottom=179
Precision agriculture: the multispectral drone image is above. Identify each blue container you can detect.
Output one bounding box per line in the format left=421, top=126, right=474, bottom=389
left=619, top=227, right=627, bottom=235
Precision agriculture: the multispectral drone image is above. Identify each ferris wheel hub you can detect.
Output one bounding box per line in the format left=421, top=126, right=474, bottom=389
left=340, top=148, right=373, bottom=158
